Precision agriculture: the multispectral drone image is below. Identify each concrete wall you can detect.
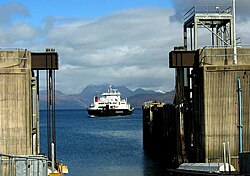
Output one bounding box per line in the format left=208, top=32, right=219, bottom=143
left=193, top=48, right=250, bottom=169
left=0, top=49, right=32, bottom=155
left=199, top=47, right=250, bottom=66
left=204, top=66, right=250, bottom=167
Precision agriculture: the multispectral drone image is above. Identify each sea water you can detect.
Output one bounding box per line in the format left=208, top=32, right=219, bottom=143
left=40, top=108, right=166, bottom=176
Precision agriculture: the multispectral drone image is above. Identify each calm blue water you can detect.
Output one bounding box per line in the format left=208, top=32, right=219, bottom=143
left=40, top=108, right=166, bottom=176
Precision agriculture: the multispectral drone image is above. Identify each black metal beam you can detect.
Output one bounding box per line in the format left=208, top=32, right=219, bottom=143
left=31, top=52, right=59, bottom=70
left=169, top=50, right=197, bottom=68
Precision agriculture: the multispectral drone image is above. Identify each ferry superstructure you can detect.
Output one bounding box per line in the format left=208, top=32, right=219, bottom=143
left=87, top=86, right=134, bottom=117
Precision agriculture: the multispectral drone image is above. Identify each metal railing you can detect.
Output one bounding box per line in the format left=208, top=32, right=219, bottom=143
left=0, top=154, right=48, bottom=176
left=195, top=45, right=250, bottom=67
left=184, top=5, right=232, bottom=22
left=0, top=48, right=26, bottom=51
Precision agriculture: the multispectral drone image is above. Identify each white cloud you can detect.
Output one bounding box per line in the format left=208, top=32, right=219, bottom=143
left=0, top=2, right=29, bottom=25
left=0, top=22, right=38, bottom=46
left=1, top=2, right=250, bottom=94
left=37, top=8, right=180, bottom=93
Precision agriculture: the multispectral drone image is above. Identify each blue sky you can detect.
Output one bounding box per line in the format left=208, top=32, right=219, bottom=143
left=1, top=0, right=172, bottom=26
left=0, top=0, right=250, bottom=94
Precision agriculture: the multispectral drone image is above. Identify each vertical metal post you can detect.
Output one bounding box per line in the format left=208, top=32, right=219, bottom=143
left=227, top=141, right=231, bottom=173
left=216, top=27, right=220, bottom=46
left=36, top=70, right=40, bottom=154
left=184, top=26, right=187, bottom=50
left=223, top=26, right=227, bottom=47
left=44, top=160, right=48, bottom=176
left=37, top=94, right=40, bottom=154
left=190, top=28, right=193, bottom=50
left=212, top=22, right=214, bottom=47
left=237, top=77, right=243, bottom=153
left=26, top=158, right=28, bottom=176
left=52, top=70, right=56, bottom=162
left=46, top=68, right=57, bottom=165
left=33, top=159, right=35, bottom=176
left=8, top=157, right=11, bottom=176
left=223, top=142, right=226, bottom=172
left=194, top=18, right=198, bottom=50
left=184, top=69, right=188, bottom=87
left=232, top=0, right=237, bottom=64
left=10, top=157, right=12, bottom=176
left=52, top=143, right=55, bottom=173
left=32, top=77, right=37, bottom=155
left=0, top=155, right=2, bottom=176
left=33, top=134, right=37, bottom=155
left=47, top=70, right=51, bottom=160
left=37, top=160, right=40, bottom=176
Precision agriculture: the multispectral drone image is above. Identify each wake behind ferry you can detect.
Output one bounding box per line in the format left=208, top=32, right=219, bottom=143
left=87, top=86, right=134, bottom=117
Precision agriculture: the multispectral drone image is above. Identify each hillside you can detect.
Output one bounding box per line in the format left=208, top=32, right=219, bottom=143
left=39, top=85, right=175, bottom=109
left=128, top=90, right=175, bottom=108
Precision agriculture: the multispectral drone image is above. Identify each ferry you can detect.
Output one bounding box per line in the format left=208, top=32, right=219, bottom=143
left=87, top=86, right=134, bottom=117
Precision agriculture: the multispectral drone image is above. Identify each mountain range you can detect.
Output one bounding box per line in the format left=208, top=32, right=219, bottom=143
left=39, top=84, right=175, bottom=109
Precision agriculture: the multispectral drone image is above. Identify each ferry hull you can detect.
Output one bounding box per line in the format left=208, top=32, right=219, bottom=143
left=87, top=108, right=134, bottom=117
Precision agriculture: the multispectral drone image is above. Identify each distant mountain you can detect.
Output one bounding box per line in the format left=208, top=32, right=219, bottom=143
left=134, top=88, right=155, bottom=95
left=128, top=90, right=175, bottom=108
left=39, top=85, right=175, bottom=109
left=79, top=84, right=134, bottom=100
left=39, top=90, right=85, bottom=109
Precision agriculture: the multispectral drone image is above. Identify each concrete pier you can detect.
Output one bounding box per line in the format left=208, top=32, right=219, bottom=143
left=142, top=102, right=178, bottom=168
left=0, top=48, right=59, bottom=175
left=0, top=49, right=33, bottom=155
left=143, top=5, right=250, bottom=173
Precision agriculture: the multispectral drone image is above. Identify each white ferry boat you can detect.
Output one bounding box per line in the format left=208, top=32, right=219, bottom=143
left=87, top=86, right=134, bottom=117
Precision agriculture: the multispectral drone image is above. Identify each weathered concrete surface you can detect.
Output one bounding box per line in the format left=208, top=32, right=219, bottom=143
left=0, top=49, right=32, bottom=155
left=199, top=47, right=250, bottom=66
